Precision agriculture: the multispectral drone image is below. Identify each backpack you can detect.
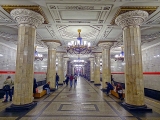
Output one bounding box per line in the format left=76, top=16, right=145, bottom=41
left=3, top=85, right=10, bottom=91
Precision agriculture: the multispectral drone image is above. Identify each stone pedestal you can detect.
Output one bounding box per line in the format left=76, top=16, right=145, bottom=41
left=98, top=42, right=113, bottom=89
left=115, top=10, right=150, bottom=111
left=89, top=57, right=95, bottom=82
left=45, top=41, right=60, bottom=89
left=7, top=9, right=44, bottom=111
left=93, top=53, right=101, bottom=86
left=57, top=53, right=65, bottom=85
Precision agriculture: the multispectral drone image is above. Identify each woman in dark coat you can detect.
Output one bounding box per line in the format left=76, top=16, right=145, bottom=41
left=33, top=78, right=37, bottom=93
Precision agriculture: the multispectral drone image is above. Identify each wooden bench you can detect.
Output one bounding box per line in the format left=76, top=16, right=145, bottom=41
left=111, top=88, right=125, bottom=99
left=34, top=86, right=46, bottom=98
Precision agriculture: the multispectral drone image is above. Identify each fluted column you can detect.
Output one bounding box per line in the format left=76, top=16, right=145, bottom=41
left=98, top=42, right=113, bottom=89
left=8, top=9, right=44, bottom=109
left=64, top=57, right=69, bottom=76
left=89, top=57, right=94, bottom=82
left=57, top=53, right=65, bottom=85
left=93, top=53, right=101, bottom=85
left=115, top=10, right=149, bottom=108
left=45, top=41, right=60, bottom=90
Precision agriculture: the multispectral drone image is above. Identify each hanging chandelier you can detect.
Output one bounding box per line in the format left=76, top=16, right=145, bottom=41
left=66, top=29, right=93, bottom=54
left=115, top=46, right=124, bottom=62
left=35, top=46, right=43, bottom=61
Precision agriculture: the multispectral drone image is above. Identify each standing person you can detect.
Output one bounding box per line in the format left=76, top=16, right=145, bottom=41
left=65, top=74, right=69, bottom=86
left=3, top=76, right=14, bottom=102
left=33, top=78, right=37, bottom=93
left=55, top=73, right=59, bottom=89
left=105, top=82, right=114, bottom=96
left=69, top=74, right=74, bottom=89
left=74, top=74, right=77, bottom=88
left=43, top=82, right=51, bottom=95
left=116, top=83, right=123, bottom=100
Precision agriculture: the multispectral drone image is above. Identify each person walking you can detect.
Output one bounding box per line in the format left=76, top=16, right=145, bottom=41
left=3, top=76, right=14, bottom=102
left=69, top=74, right=74, bottom=90
left=74, top=74, right=77, bottom=88
left=55, top=73, right=59, bottom=89
left=65, top=74, right=69, bottom=86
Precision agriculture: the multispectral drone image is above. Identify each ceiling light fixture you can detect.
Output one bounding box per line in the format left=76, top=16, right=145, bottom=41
left=115, top=46, right=124, bottom=62
left=67, top=29, right=94, bottom=54
left=35, top=46, right=43, bottom=61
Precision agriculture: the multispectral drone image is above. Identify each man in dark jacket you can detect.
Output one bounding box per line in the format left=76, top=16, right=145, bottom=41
left=106, top=82, right=114, bottom=96
left=55, top=73, right=59, bottom=89
left=43, top=82, right=50, bottom=94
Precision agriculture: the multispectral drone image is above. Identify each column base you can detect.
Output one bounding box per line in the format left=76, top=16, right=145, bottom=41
left=121, top=102, right=152, bottom=112
left=6, top=102, right=37, bottom=112
left=101, top=88, right=107, bottom=92
left=94, top=83, right=101, bottom=86
left=58, top=83, right=63, bottom=85
left=90, top=81, right=94, bottom=83
left=50, top=88, right=57, bottom=91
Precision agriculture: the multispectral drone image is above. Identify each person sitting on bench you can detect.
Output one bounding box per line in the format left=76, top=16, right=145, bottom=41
left=105, top=82, right=114, bottom=96
left=43, top=81, right=50, bottom=95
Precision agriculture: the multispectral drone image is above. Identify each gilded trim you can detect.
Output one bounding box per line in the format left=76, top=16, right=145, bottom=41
left=1, top=5, right=48, bottom=24
left=111, top=6, right=158, bottom=25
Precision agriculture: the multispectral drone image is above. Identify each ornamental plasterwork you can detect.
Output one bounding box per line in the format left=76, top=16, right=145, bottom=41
left=0, top=10, right=14, bottom=23
left=10, top=9, right=44, bottom=28
left=111, top=6, right=157, bottom=25
left=47, top=4, right=112, bottom=24
left=145, top=11, right=160, bottom=24
left=115, top=10, right=149, bottom=29
left=58, top=25, right=102, bottom=41
left=101, top=27, right=113, bottom=40
left=46, top=26, right=57, bottom=39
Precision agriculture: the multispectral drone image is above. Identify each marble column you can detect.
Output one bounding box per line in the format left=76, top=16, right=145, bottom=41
left=7, top=9, right=44, bottom=111
left=98, top=42, right=113, bottom=89
left=93, top=53, right=101, bottom=85
left=115, top=10, right=149, bottom=109
left=64, top=57, right=69, bottom=76
left=57, top=53, right=65, bottom=85
left=89, top=57, right=94, bottom=82
left=45, top=41, right=60, bottom=90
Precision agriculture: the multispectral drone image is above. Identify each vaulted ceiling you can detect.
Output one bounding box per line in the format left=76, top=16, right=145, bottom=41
left=0, top=0, right=160, bottom=61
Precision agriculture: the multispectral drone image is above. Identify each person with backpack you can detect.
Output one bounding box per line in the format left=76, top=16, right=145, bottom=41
left=105, top=82, right=114, bottom=96
left=55, top=73, right=59, bottom=89
left=3, top=76, right=14, bottom=102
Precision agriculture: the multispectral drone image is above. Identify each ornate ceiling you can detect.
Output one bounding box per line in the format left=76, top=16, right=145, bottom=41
left=0, top=0, right=160, bottom=60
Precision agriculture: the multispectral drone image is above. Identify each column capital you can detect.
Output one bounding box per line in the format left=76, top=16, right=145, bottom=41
left=57, top=52, right=65, bottom=57
left=10, top=9, right=44, bottom=28
left=89, top=57, right=94, bottom=61
left=93, top=52, right=101, bottom=57
left=64, top=57, right=70, bottom=61
left=98, top=41, right=114, bottom=50
left=43, top=40, right=61, bottom=50
left=115, top=10, right=148, bottom=29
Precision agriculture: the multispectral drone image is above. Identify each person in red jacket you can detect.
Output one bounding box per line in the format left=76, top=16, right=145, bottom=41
left=69, top=74, right=74, bottom=88
left=116, top=83, right=123, bottom=100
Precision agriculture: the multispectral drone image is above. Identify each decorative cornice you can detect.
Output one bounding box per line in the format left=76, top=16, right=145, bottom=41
left=2, top=5, right=48, bottom=24
left=111, top=6, right=157, bottom=25
left=115, top=10, right=148, bottom=29
left=45, top=42, right=61, bottom=50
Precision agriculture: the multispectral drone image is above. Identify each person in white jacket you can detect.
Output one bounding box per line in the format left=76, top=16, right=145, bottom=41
left=3, top=76, right=14, bottom=102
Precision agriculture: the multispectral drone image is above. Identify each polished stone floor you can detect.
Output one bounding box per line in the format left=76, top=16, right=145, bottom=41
left=0, top=77, right=160, bottom=120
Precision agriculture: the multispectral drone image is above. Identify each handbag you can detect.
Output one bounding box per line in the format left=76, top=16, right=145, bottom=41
left=3, top=85, right=10, bottom=91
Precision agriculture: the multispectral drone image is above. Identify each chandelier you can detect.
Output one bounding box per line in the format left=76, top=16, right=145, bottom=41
left=67, top=29, right=92, bottom=54
left=115, top=46, right=124, bottom=62
left=35, top=46, right=43, bottom=61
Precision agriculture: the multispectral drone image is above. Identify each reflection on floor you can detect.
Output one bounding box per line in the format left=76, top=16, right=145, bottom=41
left=0, top=77, right=160, bottom=120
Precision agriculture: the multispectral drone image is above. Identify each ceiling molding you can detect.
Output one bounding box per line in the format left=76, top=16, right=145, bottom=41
left=41, top=40, right=62, bottom=45
left=110, top=6, right=158, bottom=25
left=1, top=5, right=49, bottom=24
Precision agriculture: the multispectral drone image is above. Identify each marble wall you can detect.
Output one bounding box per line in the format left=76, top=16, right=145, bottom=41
left=111, top=44, right=160, bottom=91
left=0, top=42, right=47, bottom=89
